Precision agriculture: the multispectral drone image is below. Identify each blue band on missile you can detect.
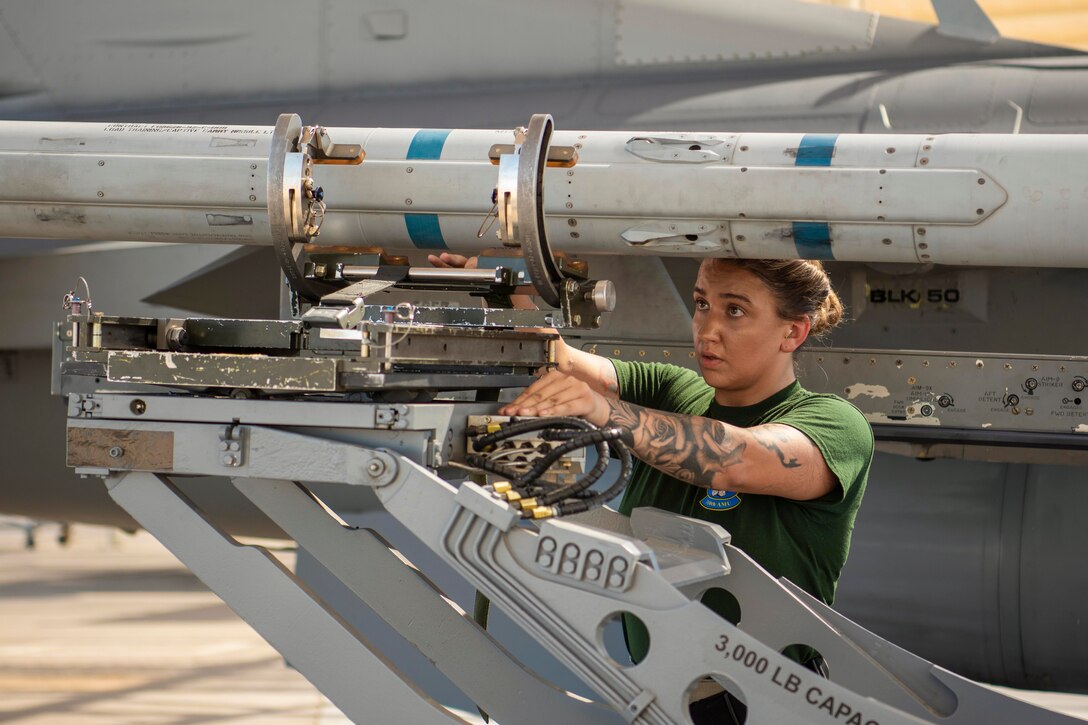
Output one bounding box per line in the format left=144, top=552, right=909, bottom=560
left=795, top=134, right=838, bottom=167
left=404, top=130, right=452, bottom=249
left=405, top=213, right=448, bottom=250
left=407, top=129, right=452, bottom=160
left=792, top=222, right=835, bottom=260
left=792, top=134, right=837, bottom=259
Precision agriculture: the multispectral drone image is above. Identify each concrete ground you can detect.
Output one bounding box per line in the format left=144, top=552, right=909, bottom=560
left=0, top=519, right=350, bottom=725
left=0, top=518, right=1085, bottom=724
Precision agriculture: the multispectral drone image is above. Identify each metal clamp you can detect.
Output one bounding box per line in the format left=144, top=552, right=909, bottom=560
left=268, top=114, right=363, bottom=303
left=496, top=114, right=565, bottom=308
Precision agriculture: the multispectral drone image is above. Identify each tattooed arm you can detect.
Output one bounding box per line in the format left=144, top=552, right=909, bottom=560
left=604, top=398, right=835, bottom=500
left=503, top=374, right=836, bottom=501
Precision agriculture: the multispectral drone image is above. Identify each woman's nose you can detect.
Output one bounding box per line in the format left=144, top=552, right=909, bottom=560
left=694, top=317, right=720, bottom=341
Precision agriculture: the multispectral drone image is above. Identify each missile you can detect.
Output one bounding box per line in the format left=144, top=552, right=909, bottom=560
left=1, top=114, right=1085, bottom=278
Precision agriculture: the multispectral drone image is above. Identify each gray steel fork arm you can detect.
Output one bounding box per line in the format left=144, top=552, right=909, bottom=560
left=775, top=578, right=1082, bottom=725
left=572, top=503, right=1083, bottom=724
left=231, top=476, right=620, bottom=725
left=373, top=454, right=934, bottom=725
left=102, top=471, right=465, bottom=725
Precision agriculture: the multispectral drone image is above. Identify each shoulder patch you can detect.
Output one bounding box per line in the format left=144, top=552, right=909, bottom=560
left=700, top=489, right=741, bottom=511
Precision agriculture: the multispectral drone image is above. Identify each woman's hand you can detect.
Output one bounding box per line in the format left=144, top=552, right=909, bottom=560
left=427, top=252, right=477, bottom=269
left=499, top=369, right=612, bottom=427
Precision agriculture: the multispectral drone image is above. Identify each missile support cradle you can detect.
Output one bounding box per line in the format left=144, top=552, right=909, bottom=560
left=29, top=113, right=1088, bottom=722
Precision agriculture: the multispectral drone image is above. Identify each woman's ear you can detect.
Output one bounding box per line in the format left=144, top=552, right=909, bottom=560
left=781, top=318, right=811, bottom=353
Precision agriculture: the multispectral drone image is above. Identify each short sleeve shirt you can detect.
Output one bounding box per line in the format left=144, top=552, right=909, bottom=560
left=613, top=360, right=873, bottom=662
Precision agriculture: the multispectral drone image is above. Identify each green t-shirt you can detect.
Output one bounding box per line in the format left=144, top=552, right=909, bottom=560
left=613, top=360, right=873, bottom=663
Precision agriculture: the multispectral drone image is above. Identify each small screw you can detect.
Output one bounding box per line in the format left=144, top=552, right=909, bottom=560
left=251, top=164, right=257, bottom=170
left=108, top=446, right=123, bottom=459
left=130, top=399, right=147, bottom=415
left=367, top=459, right=386, bottom=477
left=97, top=191, right=104, bottom=197
left=565, top=202, right=573, bottom=209
left=249, top=194, right=257, bottom=201
left=406, top=166, right=413, bottom=173
left=98, top=160, right=105, bottom=166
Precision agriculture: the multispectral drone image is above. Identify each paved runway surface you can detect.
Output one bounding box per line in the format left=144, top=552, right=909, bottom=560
left=0, top=520, right=351, bottom=724
left=1, top=518, right=1085, bottom=724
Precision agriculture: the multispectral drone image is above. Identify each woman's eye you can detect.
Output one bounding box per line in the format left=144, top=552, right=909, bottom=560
left=694, top=298, right=709, bottom=310
left=727, top=305, right=745, bottom=317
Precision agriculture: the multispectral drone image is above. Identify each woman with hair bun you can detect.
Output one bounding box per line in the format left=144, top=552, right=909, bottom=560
left=433, top=252, right=873, bottom=724
left=493, top=256, right=873, bottom=724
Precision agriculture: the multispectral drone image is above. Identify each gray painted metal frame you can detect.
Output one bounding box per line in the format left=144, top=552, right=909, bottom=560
left=75, top=392, right=1084, bottom=723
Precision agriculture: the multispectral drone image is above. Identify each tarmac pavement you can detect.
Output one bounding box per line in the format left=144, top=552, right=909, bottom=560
left=1, top=518, right=1085, bottom=724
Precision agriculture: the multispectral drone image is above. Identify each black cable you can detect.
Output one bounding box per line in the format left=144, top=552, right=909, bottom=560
left=472, top=416, right=592, bottom=449
left=556, top=439, right=632, bottom=516
left=518, top=428, right=618, bottom=488
left=467, top=417, right=634, bottom=518
left=530, top=430, right=621, bottom=506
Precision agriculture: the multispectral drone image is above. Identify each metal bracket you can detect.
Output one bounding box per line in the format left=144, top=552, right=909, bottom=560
left=219, top=423, right=247, bottom=468
left=559, top=278, right=616, bottom=329
left=375, top=405, right=409, bottom=430
left=623, top=689, right=656, bottom=724
left=299, top=125, right=364, bottom=165
left=70, top=394, right=101, bottom=418
left=488, top=143, right=578, bottom=167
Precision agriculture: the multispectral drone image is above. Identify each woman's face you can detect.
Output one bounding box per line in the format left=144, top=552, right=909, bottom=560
left=691, top=261, right=799, bottom=400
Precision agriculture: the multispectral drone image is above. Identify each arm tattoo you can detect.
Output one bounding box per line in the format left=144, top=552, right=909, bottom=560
left=605, top=399, right=746, bottom=487
left=752, top=427, right=802, bottom=469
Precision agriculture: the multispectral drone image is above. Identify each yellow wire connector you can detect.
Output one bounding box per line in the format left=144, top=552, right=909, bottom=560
left=530, top=506, right=556, bottom=520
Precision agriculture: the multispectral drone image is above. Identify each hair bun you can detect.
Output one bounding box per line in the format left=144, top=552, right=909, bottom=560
left=811, top=287, right=844, bottom=337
